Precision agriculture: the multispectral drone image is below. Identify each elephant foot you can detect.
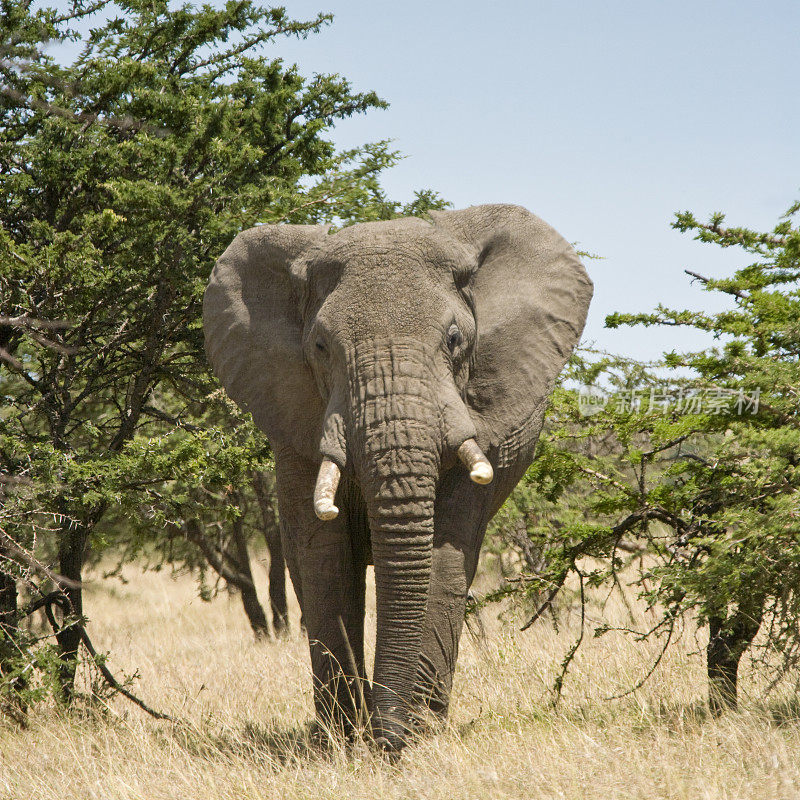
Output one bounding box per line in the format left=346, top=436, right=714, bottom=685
left=370, top=707, right=414, bottom=755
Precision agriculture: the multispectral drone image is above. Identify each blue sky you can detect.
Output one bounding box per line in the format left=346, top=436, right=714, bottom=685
left=275, top=0, right=799, bottom=360
left=48, top=1, right=799, bottom=360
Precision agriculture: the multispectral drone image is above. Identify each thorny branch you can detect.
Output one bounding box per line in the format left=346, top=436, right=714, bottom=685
left=24, top=591, right=175, bottom=721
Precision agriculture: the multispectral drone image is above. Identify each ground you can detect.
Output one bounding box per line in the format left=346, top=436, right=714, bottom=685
left=2, top=560, right=800, bottom=800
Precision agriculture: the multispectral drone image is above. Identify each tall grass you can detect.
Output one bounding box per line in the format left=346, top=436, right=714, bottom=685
left=2, top=562, right=799, bottom=800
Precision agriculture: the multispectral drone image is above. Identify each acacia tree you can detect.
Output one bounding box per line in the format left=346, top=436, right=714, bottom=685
left=489, top=198, right=800, bottom=711
left=607, top=199, right=800, bottom=709
left=0, top=0, right=446, bottom=702
left=100, top=392, right=292, bottom=641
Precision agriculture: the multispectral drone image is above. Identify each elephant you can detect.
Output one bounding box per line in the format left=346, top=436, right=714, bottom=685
left=203, top=204, right=592, bottom=752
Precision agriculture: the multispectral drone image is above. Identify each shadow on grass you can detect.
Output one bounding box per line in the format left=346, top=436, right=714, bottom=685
left=464, top=697, right=714, bottom=738
left=757, top=696, right=800, bottom=727
left=166, top=716, right=377, bottom=767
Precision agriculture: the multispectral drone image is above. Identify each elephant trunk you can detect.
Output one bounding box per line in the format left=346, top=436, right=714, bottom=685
left=367, top=463, right=436, bottom=750
left=342, top=342, right=440, bottom=750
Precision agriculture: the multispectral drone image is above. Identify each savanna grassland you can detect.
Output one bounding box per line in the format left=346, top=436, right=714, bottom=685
left=2, top=559, right=800, bottom=800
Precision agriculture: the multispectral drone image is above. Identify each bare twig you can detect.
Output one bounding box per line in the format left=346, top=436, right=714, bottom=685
left=552, top=569, right=586, bottom=705
left=29, top=591, right=176, bottom=721
left=685, top=270, right=748, bottom=299
left=603, top=618, right=676, bottom=701
left=0, top=528, right=81, bottom=589
left=0, top=315, right=72, bottom=330
left=640, top=434, right=692, bottom=459
left=521, top=575, right=568, bottom=632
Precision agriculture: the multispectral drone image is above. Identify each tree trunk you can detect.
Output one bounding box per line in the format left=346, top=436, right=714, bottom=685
left=0, top=559, right=18, bottom=636
left=252, top=472, right=289, bottom=636
left=0, top=558, right=24, bottom=708
left=266, top=526, right=288, bottom=636
left=185, top=517, right=270, bottom=640
left=707, top=606, right=762, bottom=715
left=56, top=524, right=89, bottom=701
left=230, top=514, right=270, bottom=640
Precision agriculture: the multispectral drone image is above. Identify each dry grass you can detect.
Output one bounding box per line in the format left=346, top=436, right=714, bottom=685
left=2, top=561, right=800, bottom=800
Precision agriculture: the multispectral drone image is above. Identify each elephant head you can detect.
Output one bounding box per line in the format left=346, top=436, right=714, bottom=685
left=203, top=204, right=592, bottom=749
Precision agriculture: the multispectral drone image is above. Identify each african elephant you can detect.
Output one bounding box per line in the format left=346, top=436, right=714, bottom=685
left=203, top=204, right=592, bottom=752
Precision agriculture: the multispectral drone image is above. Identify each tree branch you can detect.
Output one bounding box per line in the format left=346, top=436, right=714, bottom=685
left=684, top=270, right=748, bottom=299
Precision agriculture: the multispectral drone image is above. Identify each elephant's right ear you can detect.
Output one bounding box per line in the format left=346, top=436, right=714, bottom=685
left=203, top=224, right=330, bottom=457
left=428, top=205, right=593, bottom=466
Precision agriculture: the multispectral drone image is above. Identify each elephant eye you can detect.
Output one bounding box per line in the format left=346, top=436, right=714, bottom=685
left=446, top=324, right=462, bottom=352
left=315, top=338, right=327, bottom=354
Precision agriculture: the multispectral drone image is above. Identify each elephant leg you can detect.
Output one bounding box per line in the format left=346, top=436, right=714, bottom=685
left=416, top=455, right=536, bottom=721
left=414, top=544, right=470, bottom=718
left=274, top=447, right=369, bottom=734
left=414, top=468, right=490, bottom=721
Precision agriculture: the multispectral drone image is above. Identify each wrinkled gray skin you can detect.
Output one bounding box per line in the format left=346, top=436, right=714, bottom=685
left=203, top=204, right=592, bottom=752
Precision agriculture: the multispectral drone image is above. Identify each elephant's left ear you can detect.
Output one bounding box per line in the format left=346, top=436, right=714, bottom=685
left=429, top=204, right=593, bottom=464
left=203, top=223, right=331, bottom=460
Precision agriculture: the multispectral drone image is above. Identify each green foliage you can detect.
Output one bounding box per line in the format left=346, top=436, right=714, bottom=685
left=490, top=197, right=800, bottom=704
left=0, top=0, right=447, bottom=710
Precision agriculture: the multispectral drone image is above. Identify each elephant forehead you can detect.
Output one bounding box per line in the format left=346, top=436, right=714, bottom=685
left=324, top=268, right=447, bottom=340
left=309, top=220, right=475, bottom=279
left=302, top=222, right=476, bottom=339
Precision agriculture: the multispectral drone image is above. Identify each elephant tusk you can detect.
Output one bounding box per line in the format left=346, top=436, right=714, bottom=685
left=314, top=458, right=341, bottom=520
left=457, top=438, right=494, bottom=485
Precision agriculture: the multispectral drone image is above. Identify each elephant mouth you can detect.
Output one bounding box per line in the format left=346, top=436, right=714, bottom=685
left=312, top=438, right=492, bottom=521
